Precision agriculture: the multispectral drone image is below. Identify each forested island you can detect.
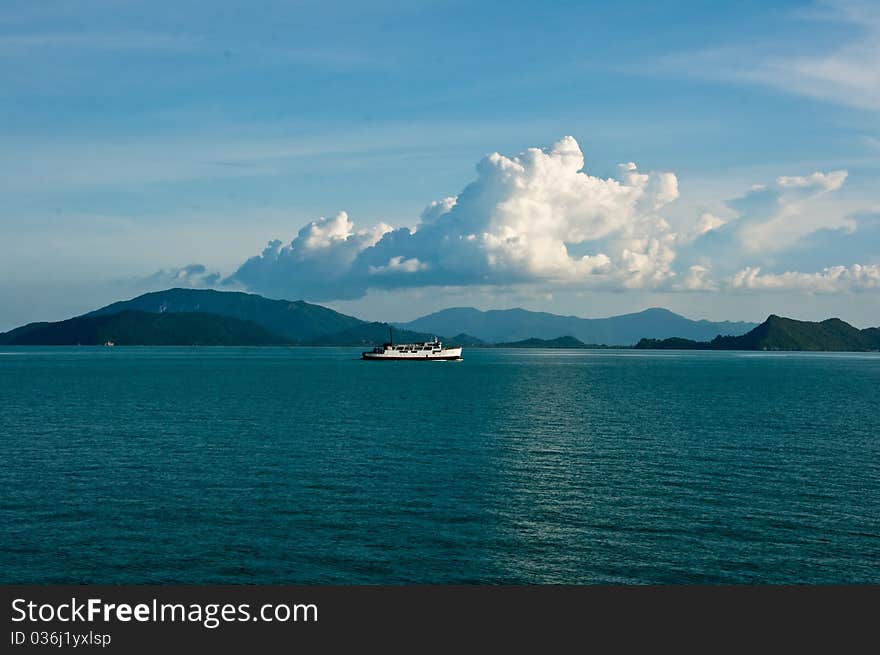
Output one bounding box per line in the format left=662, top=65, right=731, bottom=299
left=1, top=289, right=877, bottom=351
left=636, top=315, right=880, bottom=352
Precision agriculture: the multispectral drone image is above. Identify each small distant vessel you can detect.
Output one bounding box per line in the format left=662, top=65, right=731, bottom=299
left=362, top=328, right=462, bottom=361
left=103, top=340, right=115, bottom=347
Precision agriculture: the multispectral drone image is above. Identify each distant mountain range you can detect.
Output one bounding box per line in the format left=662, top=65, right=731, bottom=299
left=397, top=306, right=757, bottom=346
left=310, top=322, right=437, bottom=346
left=1, top=288, right=875, bottom=351
left=495, top=336, right=597, bottom=349
left=636, top=315, right=880, bottom=352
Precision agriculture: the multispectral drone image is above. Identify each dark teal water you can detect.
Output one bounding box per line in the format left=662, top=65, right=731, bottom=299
left=1, top=347, right=878, bottom=584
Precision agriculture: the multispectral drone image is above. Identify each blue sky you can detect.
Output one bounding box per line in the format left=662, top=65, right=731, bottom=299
left=1, top=0, right=878, bottom=330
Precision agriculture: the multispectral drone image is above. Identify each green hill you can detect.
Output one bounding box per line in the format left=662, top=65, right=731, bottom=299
left=87, top=288, right=363, bottom=343
left=635, top=315, right=880, bottom=351
left=0, top=311, right=291, bottom=346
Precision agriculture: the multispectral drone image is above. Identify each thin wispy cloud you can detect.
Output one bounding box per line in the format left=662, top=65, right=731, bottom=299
left=0, top=119, right=557, bottom=193
left=0, top=31, right=201, bottom=52
left=652, top=0, right=880, bottom=111
left=0, top=29, right=378, bottom=70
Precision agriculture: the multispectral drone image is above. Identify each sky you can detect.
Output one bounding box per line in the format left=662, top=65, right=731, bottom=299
left=1, top=0, right=879, bottom=331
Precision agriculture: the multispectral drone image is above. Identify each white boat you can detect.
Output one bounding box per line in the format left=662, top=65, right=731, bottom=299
left=362, top=329, right=462, bottom=361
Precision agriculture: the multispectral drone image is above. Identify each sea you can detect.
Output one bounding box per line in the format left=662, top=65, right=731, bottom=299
left=1, top=346, right=878, bottom=584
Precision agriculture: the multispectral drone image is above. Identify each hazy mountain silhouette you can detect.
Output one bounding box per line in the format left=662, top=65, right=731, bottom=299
left=495, top=335, right=597, bottom=348
left=399, top=306, right=756, bottom=345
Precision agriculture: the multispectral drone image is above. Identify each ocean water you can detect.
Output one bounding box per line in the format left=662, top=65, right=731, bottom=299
left=1, top=346, right=878, bottom=584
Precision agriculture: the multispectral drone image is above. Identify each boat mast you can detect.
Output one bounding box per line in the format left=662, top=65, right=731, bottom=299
left=389, top=325, right=393, bottom=345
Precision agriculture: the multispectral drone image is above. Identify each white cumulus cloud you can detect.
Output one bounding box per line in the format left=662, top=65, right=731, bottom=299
left=733, top=170, right=850, bottom=252
left=681, top=166, right=854, bottom=271
left=695, top=212, right=727, bottom=237
left=223, top=135, right=878, bottom=302
left=676, top=264, right=717, bottom=291
left=228, top=136, right=683, bottom=299
left=369, top=256, right=429, bottom=275
left=229, top=211, right=392, bottom=299
left=728, top=264, right=880, bottom=292
left=138, top=263, right=220, bottom=288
